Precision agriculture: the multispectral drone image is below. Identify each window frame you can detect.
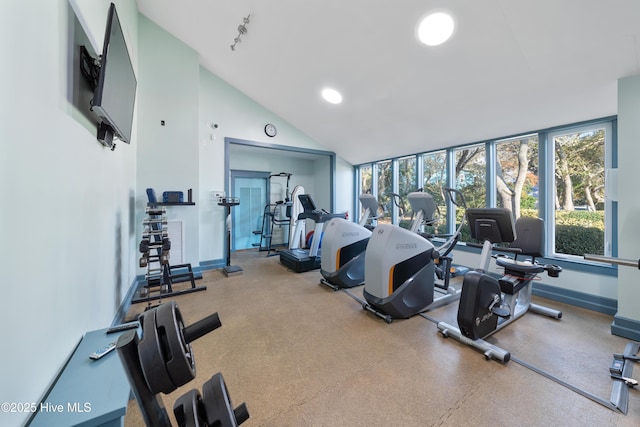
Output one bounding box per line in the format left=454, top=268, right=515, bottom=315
left=543, top=121, right=613, bottom=259
left=353, top=116, right=617, bottom=270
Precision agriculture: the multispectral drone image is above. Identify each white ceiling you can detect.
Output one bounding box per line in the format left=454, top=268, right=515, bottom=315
left=135, top=0, right=640, bottom=165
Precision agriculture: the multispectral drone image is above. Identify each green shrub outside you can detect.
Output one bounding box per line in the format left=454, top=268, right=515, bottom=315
left=553, top=210, right=604, bottom=256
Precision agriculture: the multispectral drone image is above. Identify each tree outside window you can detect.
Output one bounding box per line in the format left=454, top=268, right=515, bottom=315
left=355, top=118, right=613, bottom=259
left=496, top=135, right=539, bottom=219
left=422, top=151, right=447, bottom=233
left=456, top=145, right=486, bottom=242
left=397, top=156, right=416, bottom=226
left=552, top=128, right=606, bottom=256
left=358, top=164, right=373, bottom=218
left=376, top=160, right=392, bottom=224
left=455, top=146, right=486, bottom=209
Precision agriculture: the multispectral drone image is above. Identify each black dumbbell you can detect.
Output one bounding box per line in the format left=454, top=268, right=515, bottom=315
left=139, top=239, right=150, bottom=253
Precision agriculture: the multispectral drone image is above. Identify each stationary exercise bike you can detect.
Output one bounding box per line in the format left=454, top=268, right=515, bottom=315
left=437, top=208, right=563, bottom=362
left=361, top=188, right=466, bottom=323
left=319, top=193, right=379, bottom=290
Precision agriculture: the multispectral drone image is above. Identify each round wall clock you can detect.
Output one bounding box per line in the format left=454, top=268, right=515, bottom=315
left=264, top=123, right=277, bottom=137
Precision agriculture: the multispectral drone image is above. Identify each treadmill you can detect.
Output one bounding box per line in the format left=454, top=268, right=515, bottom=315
left=279, top=194, right=346, bottom=272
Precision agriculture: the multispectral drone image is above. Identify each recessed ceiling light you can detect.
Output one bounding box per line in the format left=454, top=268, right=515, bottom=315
left=322, top=88, right=343, bottom=104
left=417, top=10, right=456, bottom=46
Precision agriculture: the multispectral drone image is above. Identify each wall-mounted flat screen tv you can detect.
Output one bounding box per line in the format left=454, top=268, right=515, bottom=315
left=92, top=2, right=137, bottom=146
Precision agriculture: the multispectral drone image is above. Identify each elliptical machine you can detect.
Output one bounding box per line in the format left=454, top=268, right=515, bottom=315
left=361, top=188, right=466, bottom=323
left=437, top=208, right=563, bottom=362
left=319, top=194, right=379, bottom=290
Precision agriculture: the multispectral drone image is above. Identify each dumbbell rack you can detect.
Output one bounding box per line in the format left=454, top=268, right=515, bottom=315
left=133, top=206, right=206, bottom=307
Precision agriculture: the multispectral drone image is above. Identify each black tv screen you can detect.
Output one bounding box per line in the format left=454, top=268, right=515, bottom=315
left=92, top=3, right=137, bottom=145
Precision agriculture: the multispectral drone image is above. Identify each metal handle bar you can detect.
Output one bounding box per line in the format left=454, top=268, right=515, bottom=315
left=443, top=187, right=467, bottom=209
left=584, top=254, right=640, bottom=269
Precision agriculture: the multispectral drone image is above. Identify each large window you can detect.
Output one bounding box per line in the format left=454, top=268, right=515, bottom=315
left=455, top=145, right=486, bottom=242
left=495, top=134, right=539, bottom=218
left=359, top=164, right=372, bottom=194
left=358, top=164, right=373, bottom=220
left=376, top=160, right=393, bottom=224
left=548, top=124, right=609, bottom=257
left=397, top=156, right=417, bottom=227
left=455, top=145, right=486, bottom=209
left=354, top=117, right=615, bottom=263
left=422, top=151, right=447, bottom=204
left=421, top=151, right=448, bottom=233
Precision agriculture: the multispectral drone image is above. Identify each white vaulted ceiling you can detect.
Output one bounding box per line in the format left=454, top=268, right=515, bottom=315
left=136, top=0, right=640, bottom=164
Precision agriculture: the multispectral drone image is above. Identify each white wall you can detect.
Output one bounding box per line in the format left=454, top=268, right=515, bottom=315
left=0, top=1, right=138, bottom=425
left=335, top=156, right=355, bottom=214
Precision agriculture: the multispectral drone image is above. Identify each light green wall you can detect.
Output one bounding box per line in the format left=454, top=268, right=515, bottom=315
left=136, top=14, right=200, bottom=266
left=197, top=60, right=353, bottom=262
left=616, top=75, right=640, bottom=326
left=0, top=4, right=351, bottom=423
left=0, top=1, right=138, bottom=425
left=136, top=16, right=353, bottom=268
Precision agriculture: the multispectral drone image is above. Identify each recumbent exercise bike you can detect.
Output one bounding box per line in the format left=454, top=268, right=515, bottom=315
left=437, top=208, right=562, bottom=362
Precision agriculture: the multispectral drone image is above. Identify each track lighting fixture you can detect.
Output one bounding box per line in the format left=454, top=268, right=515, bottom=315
left=230, top=15, right=251, bottom=51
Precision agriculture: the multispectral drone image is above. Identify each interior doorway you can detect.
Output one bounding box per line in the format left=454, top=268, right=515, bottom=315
left=231, top=171, right=269, bottom=251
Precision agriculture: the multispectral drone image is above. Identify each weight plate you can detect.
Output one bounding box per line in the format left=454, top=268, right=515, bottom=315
left=173, top=389, right=206, bottom=427
left=137, top=307, right=177, bottom=394
left=201, top=373, right=237, bottom=427
left=155, top=301, right=196, bottom=389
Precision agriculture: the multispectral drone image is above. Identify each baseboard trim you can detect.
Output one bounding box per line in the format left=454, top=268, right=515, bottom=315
left=532, top=282, right=617, bottom=315
left=199, top=259, right=226, bottom=270
left=530, top=283, right=640, bottom=339
left=611, top=316, right=640, bottom=341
